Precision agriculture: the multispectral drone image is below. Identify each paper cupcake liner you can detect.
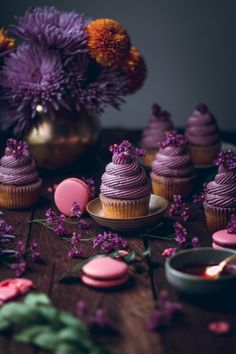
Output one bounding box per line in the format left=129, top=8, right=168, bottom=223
left=203, top=201, right=236, bottom=232
left=0, top=179, right=42, bottom=209
left=187, top=142, right=221, bottom=166
left=151, top=173, right=195, bottom=201
left=100, top=194, right=150, bottom=219
left=143, top=149, right=158, bottom=168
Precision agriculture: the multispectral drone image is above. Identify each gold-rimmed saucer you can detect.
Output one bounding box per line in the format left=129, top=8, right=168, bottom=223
left=86, top=194, right=168, bottom=231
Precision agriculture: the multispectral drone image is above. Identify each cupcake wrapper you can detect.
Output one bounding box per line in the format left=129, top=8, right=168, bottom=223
left=100, top=194, right=150, bottom=219
left=151, top=173, right=195, bottom=201
left=187, top=142, right=221, bottom=166
left=143, top=149, right=158, bottom=168
left=203, top=201, right=236, bottom=232
left=0, top=179, right=42, bottom=209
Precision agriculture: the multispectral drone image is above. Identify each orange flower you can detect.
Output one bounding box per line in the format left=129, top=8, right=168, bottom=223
left=87, top=18, right=131, bottom=68
left=123, top=46, right=147, bottom=94
left=0, top=28, right=15, bottom=55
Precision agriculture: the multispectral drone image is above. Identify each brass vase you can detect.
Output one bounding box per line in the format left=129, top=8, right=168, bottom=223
left=25, top=107, right=100, bottom=169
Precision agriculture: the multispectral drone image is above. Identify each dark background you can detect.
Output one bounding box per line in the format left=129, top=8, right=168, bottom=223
left=0, top=0, right=236, bottom=131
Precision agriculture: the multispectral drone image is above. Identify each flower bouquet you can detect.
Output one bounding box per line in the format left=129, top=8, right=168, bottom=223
left=0, top=6, right=146, bottom=136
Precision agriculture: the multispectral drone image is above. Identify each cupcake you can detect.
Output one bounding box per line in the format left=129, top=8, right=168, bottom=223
left=100, top=140, right=151, bottom=218
left=0, top=139, right=42, bottom=209
left=151, top=131, right=195, bottom=201
left=212, top=215, right=236, bottom=250
left=141, top=103, right=174, bottom=167
left=204, top=149, right=236, bottom=232
left=185, top=103, right=221, bottom=166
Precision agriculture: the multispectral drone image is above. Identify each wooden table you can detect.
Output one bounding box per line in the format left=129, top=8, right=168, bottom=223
left=0, top=129, right=236, bottom=354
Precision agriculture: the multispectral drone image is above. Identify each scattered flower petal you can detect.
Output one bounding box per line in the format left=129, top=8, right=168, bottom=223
left=208, top=321, right=231, bottom=335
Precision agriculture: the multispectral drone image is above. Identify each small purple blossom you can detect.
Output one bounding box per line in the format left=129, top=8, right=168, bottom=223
left=68, top=233, right=85, bottom=258
left=14, top=240, right=25, bottom=258
left=215, top=149, right=236, bottom=171
left=75, top=300, right=88, bottom=318
left=146, top=310, right=162, bottom=331
left=45, top=208, right=58, bottom=224
left=45, top=209, right=67, bottom=236
left=53, top=222, right=67, bottom=236
left=109, top=140, right=145, bottom=159
left=227, top=215, right=236, bottom=234
left=0, top=218, right=14, bottom=234
left=191, top=237, right=201, bottom=248
left=6, top=139, right=29, bottom=158
left=78, top=219, right=91, bottom=230
left=10, top=258, right=26, bottom=277
left=160, top=130, right=186, bottom=148
left=173, top=222, right=187, bottom=247
left=71, top=202, right=82, bottom=219
left=93, top=231, right=128, bottom=254
left=162, top=247, right=177, bottom=257
left=89, top=309, right=113, bottom=329
left=29, top=240, right=40, bottom=261
left=169, top=194, right=191, bottom=221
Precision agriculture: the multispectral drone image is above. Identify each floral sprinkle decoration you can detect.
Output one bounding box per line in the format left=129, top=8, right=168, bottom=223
left=6, top=139, right=29, bottom=158
left=227, top=215, right=236, bottom=234
left=169, top=194, right=191, bottom=221
left=0, top=28, right=15, bottom=56
left=146, top=290, right=182, bottom=331
left=160, top=130, right=186, bottom=148
left=123, top=46, right=147, bottom=94
left=87, top=18, right=131, bottom=68
left=208, top=321, right=231, bottom=335
left=214, top=149, right=236, bottom=171
left=110, top=140, right=145, bottom=159
left=93, top=231, right=128, bottom=254
left=89, top=308, right=114, bottom=330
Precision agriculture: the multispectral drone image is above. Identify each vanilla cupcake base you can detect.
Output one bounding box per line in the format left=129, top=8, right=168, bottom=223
left=0, top=179, right=42, bottom=209
left=187, top=142, right=221, bottom=166
left=100, top=194, right=150, bottom=219
left=203, top=201, right=236, bottom=232
left=151, top=173, right=195, bottom=201
left=143, top=149, right=158, bottom=168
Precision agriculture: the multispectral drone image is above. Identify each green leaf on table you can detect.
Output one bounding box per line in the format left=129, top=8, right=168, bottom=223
left=33, top=331, right=59, bottom=350
left=58, top=311, right=85, bottom=332
left=56, top=343, right=79, bottom=354
left=14, top=325, right=52, bottom=343
left=140, top=247, right=151, bottom=257
left=37, top=305, right=59, bottom=322
left=24, top=293, right=51, bottom=307
left=124, top=250, right=136, bottom=263
left=0, top=319, right=11, bottom=331
left=57, top=327, right=82, bottom=344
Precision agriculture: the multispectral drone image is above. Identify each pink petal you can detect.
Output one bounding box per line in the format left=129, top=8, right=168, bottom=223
left=208, top=321, right=230, bottom=335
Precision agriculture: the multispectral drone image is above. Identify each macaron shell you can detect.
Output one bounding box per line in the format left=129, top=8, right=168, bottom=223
left=82, top=274, right=129, bottom=288
left=54, top=178, right=90, bottom=216
left=0, top=285, right=18, bottom=301
left=212, top=242, right=223, bottom=250
left=212, top=229, right=236, bottom=246
left=82, top=257, right=128, bottom=280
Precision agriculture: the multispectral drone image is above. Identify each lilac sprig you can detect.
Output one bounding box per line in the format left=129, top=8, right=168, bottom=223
left=71, top=202, right=82, bottom=219
left=109, top=140, right=145, bottom=159
left=227, top=215, right=236, bottom=234
left=88, top=308, right=114, bottom=330
left=215, top=149, right=236, bottom=171
left=160, top=130, right=186, bottom=148
left=92, top=231, right=128, bottom=254
left=68, top=232, right=86, bottom=258
left=173, top=221, right=187, bottom=247
left=6, top=138, right=29, bottom=158
left=146, top=290, right=182, bottom=331
left=169, top=195, right=191, bottom=221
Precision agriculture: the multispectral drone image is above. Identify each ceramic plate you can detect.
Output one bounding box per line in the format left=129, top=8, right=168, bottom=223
left=86, top=194, right=168, bottom=231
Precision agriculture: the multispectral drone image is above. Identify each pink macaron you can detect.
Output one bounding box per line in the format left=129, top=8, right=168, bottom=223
left=212, top=229, right=236, bottom=249
left=81, top=274, right=129, bottom=288
left=54, top=178, right=90, bottom=216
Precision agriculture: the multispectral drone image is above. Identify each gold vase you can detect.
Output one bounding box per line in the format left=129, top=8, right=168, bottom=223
left=25, top=107, right=100, bottom=169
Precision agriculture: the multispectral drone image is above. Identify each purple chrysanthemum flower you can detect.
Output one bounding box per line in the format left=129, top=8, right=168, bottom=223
left=11, top=7, right=89, bottom=55
left=75, top=68, right=127, bottom=113
left=0, top=43, right=67, bottom=134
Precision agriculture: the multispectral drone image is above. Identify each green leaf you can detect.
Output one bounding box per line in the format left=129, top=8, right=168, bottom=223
left=124, top=250, right=136, bottom=263
left=14, top=325, right=52, bottom=343
left=57, top=328, right=81, bottom=344
left=58, top=312, right=86, bottom=332
left=37, top=305, right=59, bottom=322
left=0, top=303, right=28, bottom=323
left=24, top=293, right=51, bottom=307
left=140, top=247, right=151, bottom=257
left=56, top=343, right=82, bottom=354
left=0, top=319, right=11, bottom=331
left=33, top=331, right=59, bottom=350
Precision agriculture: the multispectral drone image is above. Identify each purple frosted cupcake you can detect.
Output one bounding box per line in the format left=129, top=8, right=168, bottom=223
left=151, top=131, right=195, bottom=201
left=185, top=103, right=221, bottom=166
left=0, top=139, right=42, bottom=209
left=204, top=149, right=236, bottom=232
left=100, top=140, right=151, bottom=218
left=141, top=103, right=174, bottom=167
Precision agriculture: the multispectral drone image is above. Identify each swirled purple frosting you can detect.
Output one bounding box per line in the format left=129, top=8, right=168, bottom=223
left=152, top=146, right=195, bottom=177
left=205, top=165, right=236, bottom=208
left=185, top=103, right=220, bottom=146
left=100, top=153, right=151, bottom=199
left=0, top=146, right=39, bottom=186
left=141, top=104, right=173, bottom=149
